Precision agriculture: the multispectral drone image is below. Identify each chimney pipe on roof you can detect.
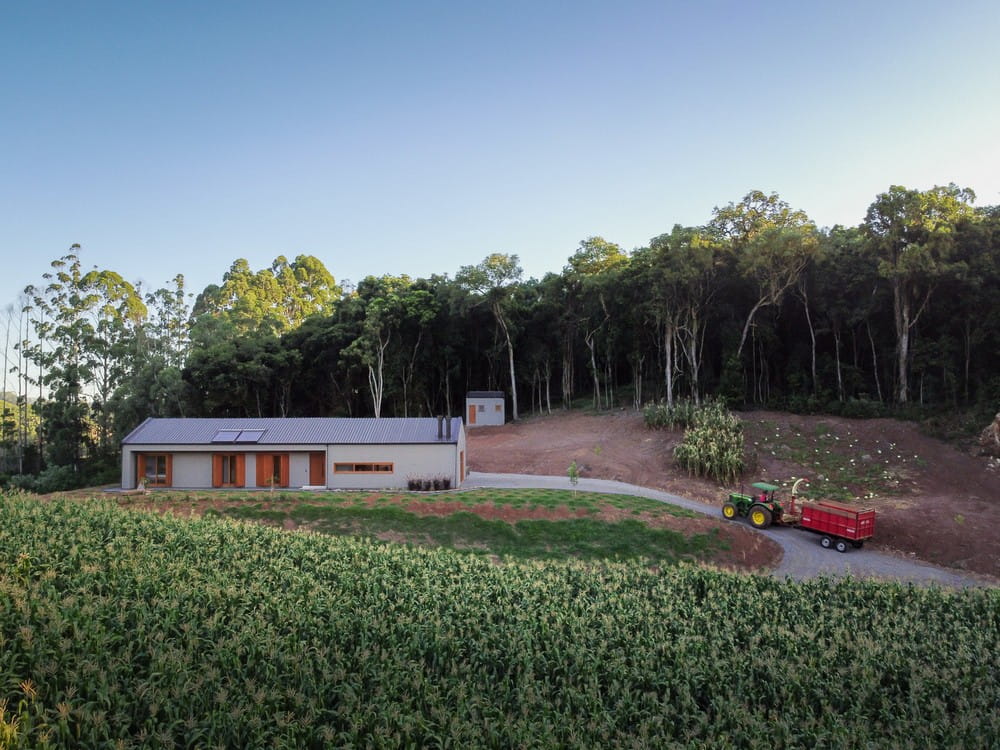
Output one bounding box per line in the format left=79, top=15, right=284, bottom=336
left=436, top=415, right=444, bottom=439
left=445, top=416, right=452, bottom=440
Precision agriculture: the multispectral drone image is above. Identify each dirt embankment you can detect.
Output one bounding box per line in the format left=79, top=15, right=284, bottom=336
left=467, top=410, right=1000, bottom=579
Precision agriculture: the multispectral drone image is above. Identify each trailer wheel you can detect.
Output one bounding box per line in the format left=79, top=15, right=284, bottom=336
left=852, top=541, right=864, bottom=549
left=748, top=506, right=772, bottom=529
left=820, top=535, right=832, bottom=549
left=835, top=539, right=849, bottom=553
left=722, top=502, right=738, bottom=520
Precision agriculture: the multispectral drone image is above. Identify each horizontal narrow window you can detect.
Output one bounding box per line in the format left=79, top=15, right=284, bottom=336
left=334, top=462, right=393, bottom=474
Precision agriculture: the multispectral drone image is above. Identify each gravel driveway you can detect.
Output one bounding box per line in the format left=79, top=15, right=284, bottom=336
left=467, top=472, right=990, bottom=589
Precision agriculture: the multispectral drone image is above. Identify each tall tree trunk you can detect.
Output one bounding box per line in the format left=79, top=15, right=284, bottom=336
left=833, top=325, right=844, bottom=402
left=632, top=355, right=643, bottom=410
left=18, top=305, right=28, bottom=474
left=605, top=357, right=613, bottom=410
left=368, top=332, right=390, bottom=418
left=543, top=359, right=552, bottom=414
left=680, top=311, right=705, bottom=405
left=892, top=281, right=910, bottom=403
left=963, top=317, right=971, bottom=403
left=867, top=321, right=883, bottom=403
left=801, top=289, right=818, bottom=395
left=584, top=327, right=601, bottom=410
left=494, top=307, right=518, bottom=421
left=1, top=306, right=10, bottom=472
left=561, top=339, right=573, bottom=409
left=400, top=331, right=423, bottom=418
left=663, top=320, right=677, bottom=407
left=736, top=299, right=768, bottom=358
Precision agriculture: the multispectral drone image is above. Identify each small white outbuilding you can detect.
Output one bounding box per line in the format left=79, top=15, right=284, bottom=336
left=465, top=391, right=505, bottom=427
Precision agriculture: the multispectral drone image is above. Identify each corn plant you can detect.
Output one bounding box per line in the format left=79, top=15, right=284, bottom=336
left=0, top=492, right=997, bottom=748
left=643, top=398, right=699, bottom=430
left=673, top=398, right=745, bottom=483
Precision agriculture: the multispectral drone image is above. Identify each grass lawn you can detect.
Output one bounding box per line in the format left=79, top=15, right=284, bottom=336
left=129, top=487, right=726, bottom=565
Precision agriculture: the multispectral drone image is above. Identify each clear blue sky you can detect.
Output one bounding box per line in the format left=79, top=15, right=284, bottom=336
left=2, top=0, right=999, bottom=314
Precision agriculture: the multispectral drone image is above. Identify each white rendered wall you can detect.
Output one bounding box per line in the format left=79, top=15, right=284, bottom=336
left=122, top=442, right=462, bottom=490
left=465, top=397, right=505, bottom=427
left=326, top=443, right=459, bottom=490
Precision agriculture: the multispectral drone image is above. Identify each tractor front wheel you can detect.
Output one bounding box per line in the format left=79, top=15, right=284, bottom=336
left=820, top=536, right=832, bottom=549
left=748, top=505, right=773, bottom=529
left=722, top=502, right=738, bottom=520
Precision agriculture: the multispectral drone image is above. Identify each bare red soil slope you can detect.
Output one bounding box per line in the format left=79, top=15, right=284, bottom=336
left=467, top=410, right=1000, bottom=578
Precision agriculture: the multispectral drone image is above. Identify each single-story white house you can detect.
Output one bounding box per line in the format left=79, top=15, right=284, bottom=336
left=121, top=417, right=466, bottom=491
left=465, top=391, right=505, bottom=427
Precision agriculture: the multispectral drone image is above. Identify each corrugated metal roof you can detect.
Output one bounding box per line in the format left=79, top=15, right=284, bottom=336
left=466, top=391, right=504, bottom=398
left=122, top=417, right=462, bottom=446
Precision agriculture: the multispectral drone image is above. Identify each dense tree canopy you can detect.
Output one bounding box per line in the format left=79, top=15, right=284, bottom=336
left=6, top=185, right=1000, bottom=487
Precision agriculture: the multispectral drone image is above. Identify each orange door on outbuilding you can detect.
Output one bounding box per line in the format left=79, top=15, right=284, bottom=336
left=468, top=404, right=476, bottom=425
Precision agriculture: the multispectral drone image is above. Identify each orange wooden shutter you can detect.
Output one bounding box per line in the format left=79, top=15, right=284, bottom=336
left=279, top=454, right=290, bottom=487
left=165, top=455, right=173, bottom=487
left=212, top=455, right=223, bottom=487
left=255, top=453, right=271, bottom=486
left=236, top=454, right=246, bottom=487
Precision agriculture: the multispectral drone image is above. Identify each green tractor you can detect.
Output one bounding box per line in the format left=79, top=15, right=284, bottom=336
left=722, top=480, right=804, bottom=529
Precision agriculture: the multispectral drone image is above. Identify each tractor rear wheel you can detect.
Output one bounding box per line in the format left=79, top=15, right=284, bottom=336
left=820, top=536, right=832, bottom=549
left=835, top=539, right=849, bottom=553
left=748, top=505, right=772, bottom=529
left=722, top=502, right=738, bottom=520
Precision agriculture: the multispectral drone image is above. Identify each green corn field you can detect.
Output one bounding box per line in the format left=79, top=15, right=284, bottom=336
left=1, top=492, right=998, bottom=748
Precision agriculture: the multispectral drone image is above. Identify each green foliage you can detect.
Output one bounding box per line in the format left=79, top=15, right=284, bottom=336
left=190, top=255, right=340, bottom=334
left=864, top=184, right=977, bottom=403
left=8, top=464, right=77, bottom=494
left=643, top=398, right=699, bottom=429
left=9, top=184, right=1000, bottom=489
left=1, top=496, right=997, bottom=748
left=673, top=399, right=745, bottom=483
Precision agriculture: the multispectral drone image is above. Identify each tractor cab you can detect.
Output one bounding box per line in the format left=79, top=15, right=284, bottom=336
left=722, top=481, right=799, bottom=529
left=751, top=481, right=778, bottom=505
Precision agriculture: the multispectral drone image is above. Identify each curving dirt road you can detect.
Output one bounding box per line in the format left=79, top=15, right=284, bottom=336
left=467, top=472, right=989, bottom=588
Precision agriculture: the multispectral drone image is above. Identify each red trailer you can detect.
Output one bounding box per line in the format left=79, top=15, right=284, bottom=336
left=798, top=500, right=876, bottom=553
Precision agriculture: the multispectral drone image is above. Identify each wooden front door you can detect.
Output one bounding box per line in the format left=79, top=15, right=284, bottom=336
left=468, top=404, right=476, bottom=425
left=309, top=452, right=326, bottom=486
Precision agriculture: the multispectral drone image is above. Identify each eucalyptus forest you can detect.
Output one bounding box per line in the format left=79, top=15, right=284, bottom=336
left=2, top=184, right=998, bottom=491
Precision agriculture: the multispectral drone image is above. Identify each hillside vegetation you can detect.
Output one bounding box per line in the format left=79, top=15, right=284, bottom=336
left=2, top=494, right=997, bottom=748
left=6, top=187, right=1000, bottom=493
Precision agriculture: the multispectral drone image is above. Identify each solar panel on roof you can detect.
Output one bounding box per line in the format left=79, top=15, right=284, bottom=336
left=211, top=429, right=242, bottom=443
left=235, top=429, right=265, bottom=443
